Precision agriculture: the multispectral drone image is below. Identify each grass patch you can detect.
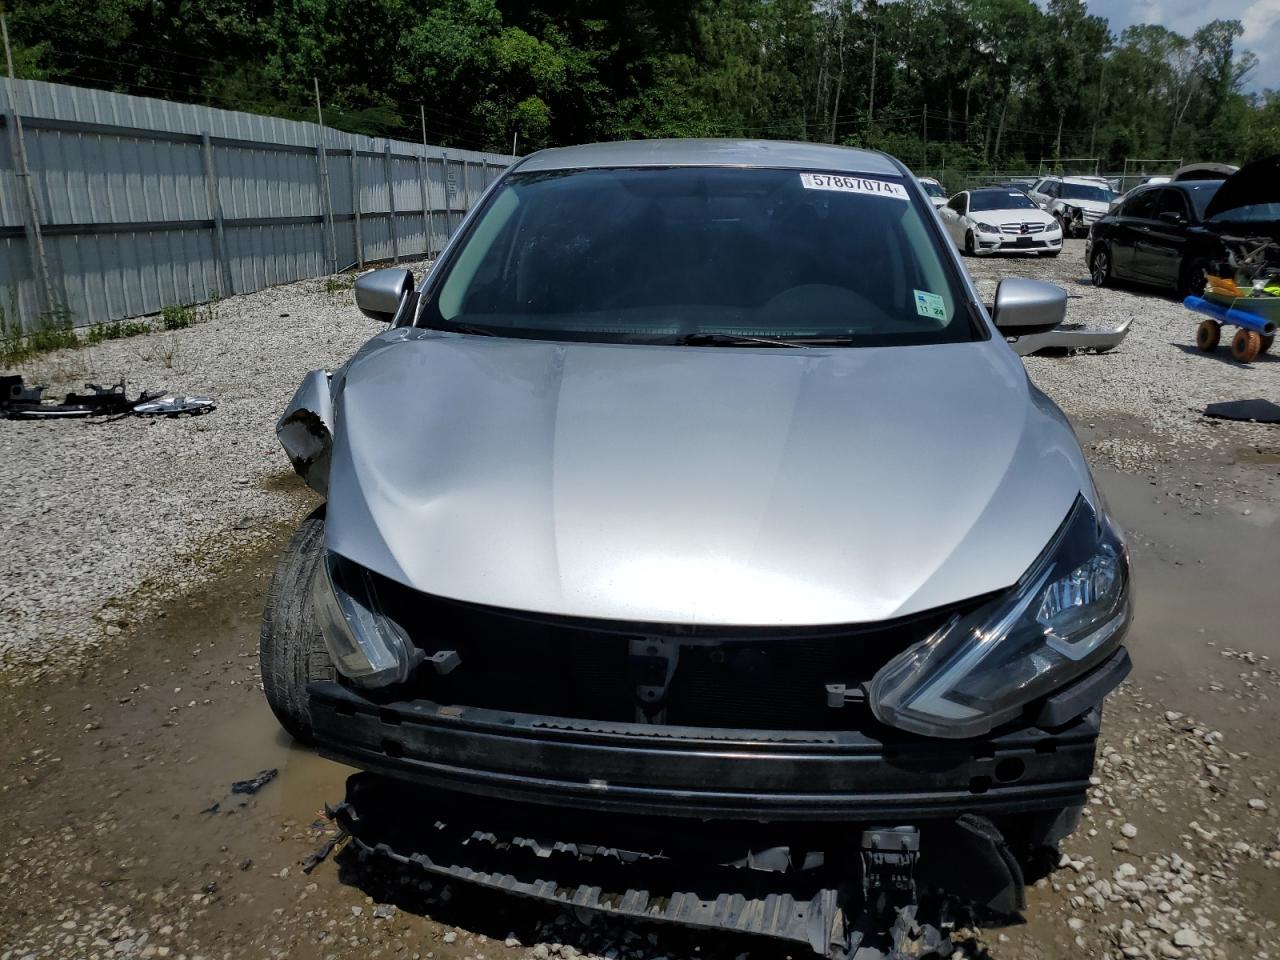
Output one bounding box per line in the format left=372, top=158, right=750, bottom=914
left=161, top=303, right=198, bottom=330
left=84, top=320, right=151, bottom=346
left=322, top=274, right=355, bottom=296
left=1, top=306, right=78, bottom=366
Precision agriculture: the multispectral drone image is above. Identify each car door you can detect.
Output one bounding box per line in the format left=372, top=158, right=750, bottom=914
left=1109, top=189, right=1158, bottom=280
left=1132, top=189, right=1192, bottom=289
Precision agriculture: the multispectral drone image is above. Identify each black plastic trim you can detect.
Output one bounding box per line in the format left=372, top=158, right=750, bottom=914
left=307, top=671, right=1108, bottom=821
left=1034, top=648, right=1131, bottom=728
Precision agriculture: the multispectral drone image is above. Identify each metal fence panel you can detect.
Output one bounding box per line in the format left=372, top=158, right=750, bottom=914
left=0, top=78, right=512, bottom=330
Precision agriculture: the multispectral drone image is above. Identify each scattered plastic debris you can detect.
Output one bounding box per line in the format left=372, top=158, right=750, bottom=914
left=230, top=768, right=279, bottom=795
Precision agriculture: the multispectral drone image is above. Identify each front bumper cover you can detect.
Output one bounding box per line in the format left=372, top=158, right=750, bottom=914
left=308, top=648, right=1129, bottom=821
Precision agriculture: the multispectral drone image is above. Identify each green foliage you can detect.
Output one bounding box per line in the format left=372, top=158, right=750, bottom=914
left=0, top=306, right=78, bottom=366
left=84, top=320, right=151, bottom=345
left=161, top=304, right=198, bottom=331
left=7, top=0, right=1279, bottom=165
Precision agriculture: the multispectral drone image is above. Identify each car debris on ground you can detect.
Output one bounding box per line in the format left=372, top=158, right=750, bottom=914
left=0, top=375, right=215, bottom=419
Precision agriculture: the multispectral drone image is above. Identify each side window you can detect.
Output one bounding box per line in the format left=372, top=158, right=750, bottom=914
left=948, top=194, right=966, bottom=214
left=1032, top=179, right=1047, bottom=194
left=1043, top=181, right=1060, bottom=199
left=1156, top=189, right=1189, bottom=221
left=1124, top=190, right=1159, bottom=220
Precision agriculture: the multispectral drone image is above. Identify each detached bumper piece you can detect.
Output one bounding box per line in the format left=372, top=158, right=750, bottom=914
left=1009, top=318, right=1132, bottom=356
left=330, top=774, right=1029, bottom=958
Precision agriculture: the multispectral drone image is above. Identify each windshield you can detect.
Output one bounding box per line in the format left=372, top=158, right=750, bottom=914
left=421, top=167, right=979, bottom=347
left=969, top=190, right=1037, bottom=212
left=1060, top=183, right=1115, bottom=203
left=1184, top=182, right=1221, bottom=220
left=920, top=180, right=946, bottom=198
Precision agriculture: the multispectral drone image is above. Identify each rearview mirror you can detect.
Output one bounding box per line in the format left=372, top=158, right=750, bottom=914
left=990, top=277, right=1066, bottom=337
left=354, top=268, right=415, bottom=323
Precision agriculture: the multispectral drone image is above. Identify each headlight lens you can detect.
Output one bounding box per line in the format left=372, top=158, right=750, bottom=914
left=313, top=552, right=423, bottom=687
left=976, top=221, right=1000, bottom=234
left=869, top=496, right=1129, bottom=739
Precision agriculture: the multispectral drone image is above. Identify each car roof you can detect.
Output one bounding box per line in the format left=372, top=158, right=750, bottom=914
left=516, top=139, right=903, bottom=176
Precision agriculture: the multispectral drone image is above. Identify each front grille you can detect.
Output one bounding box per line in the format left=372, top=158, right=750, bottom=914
left=369, top=573, right=979, bottom=731
left=1000, top=223, right=1045, bottom=235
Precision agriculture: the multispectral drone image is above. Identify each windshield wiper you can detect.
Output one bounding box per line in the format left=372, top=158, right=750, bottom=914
left=428, top=321, right=498, bottom=337
left=677, top=332, right=812, bottom=348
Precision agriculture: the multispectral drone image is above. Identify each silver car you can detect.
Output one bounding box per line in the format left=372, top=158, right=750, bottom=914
left=264, top=140, right=1131, bottom=955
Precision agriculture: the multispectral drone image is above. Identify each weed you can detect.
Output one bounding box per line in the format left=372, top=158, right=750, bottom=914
left=0, top=306, right=79, bottom=366
left=161, top=303, right=198, bottom=331
left=84, top=320, right=151, bottom=346
left=322, top=274, right=354, bottom=296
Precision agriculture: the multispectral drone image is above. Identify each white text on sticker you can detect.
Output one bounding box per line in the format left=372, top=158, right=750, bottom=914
left=800, top=173, right=908, bottom=200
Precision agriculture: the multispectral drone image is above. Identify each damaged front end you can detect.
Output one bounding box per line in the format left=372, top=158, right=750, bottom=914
left=330, top=772, right=1076, bottom=959
left=277, top=369, right=335, bottom=496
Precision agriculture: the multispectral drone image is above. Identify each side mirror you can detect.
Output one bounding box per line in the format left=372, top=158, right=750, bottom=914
left=1158, top=210, right=1186, bottom=226
left=354, top=268, right=415, bottom=323
left=990, top=277, right=1066, bottom=337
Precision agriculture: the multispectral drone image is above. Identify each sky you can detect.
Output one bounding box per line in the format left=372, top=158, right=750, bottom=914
left=1083, top=0, right=1280, bottom=92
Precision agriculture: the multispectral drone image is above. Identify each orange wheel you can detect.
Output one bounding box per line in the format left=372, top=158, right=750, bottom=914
left=1195, top=320, right=1221, bottom=351
left=1262, top=334, right=1275, bottom=354
left=1231, top=329, right=1263, bottom=363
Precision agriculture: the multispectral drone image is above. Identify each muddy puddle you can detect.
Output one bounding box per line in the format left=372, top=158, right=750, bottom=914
left=2, top=466, right=1278, bottom=960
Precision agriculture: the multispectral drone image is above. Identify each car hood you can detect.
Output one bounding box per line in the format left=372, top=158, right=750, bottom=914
left=325, top=331, right=1093, bottom=626
left=1202, top=154, right=1280, bottom=222
left=978, top=209, right=1057, bottom=228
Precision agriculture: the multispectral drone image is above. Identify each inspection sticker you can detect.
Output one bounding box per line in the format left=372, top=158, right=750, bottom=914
left=913, top=289, right=948, bottom=321
left=800, top=173, right=908, bottom=200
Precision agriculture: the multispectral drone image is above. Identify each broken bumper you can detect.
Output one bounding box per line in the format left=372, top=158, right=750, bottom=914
left=1010, top=318, right=1132, bottom=356
left=307, top=648, right=1129, bottom=821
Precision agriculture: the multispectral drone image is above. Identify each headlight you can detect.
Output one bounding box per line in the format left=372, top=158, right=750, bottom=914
left=1044, top=220, right=1061, bottom=234
left=869, top=496, right=1129, bottom=739
left=313, top=552, right=423, bottom=687
left=976, top=222, right=1000, bottom=234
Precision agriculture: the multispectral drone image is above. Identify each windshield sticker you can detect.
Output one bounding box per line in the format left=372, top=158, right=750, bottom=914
left=800, top=173, right=908, bottom=201
left=913, top=289, right=947, bottom=322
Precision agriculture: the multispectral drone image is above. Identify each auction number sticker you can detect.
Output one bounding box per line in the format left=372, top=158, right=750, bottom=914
left=800, top=173, right=908, bottom=200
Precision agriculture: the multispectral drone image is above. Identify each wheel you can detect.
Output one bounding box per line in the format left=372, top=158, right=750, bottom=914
left=1179, top=258, right=1210, bottom=299
left=1261, top=334, right=1275, bottom=354
left=964, top=230, right=975, bottom=257
left=1195, top=319, right=1221, bottom=351
left=1090, top=246, right=1111, bottom=287
left=1231, top=329, right=1263, bottom=363
left=1056, top=215, right=1069, bottom=239
left=260, top=506, right=334, bottom=742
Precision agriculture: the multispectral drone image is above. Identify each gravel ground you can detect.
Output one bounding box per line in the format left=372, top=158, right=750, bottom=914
left=0, top=262, right=427, bottom=678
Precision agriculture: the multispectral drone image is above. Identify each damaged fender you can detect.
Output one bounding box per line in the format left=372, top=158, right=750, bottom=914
left=278, top=369, right=335, bottom=495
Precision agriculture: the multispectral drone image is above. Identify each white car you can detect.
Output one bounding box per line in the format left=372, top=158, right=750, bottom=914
left=939, top=188, right=1062, bottom=257
left=1027, top=176, right=1118, bottom=238
left=918, top=176, right=948, bottom=209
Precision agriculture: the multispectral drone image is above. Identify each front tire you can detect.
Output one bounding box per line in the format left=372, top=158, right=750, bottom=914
left=260, top=506, right=334, bottom=742
left=1179, top=258, right=1210, bottom=299
left=964, top=230, right=976, bottom=257
left=1090, top=246, right=1111, bottom=287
